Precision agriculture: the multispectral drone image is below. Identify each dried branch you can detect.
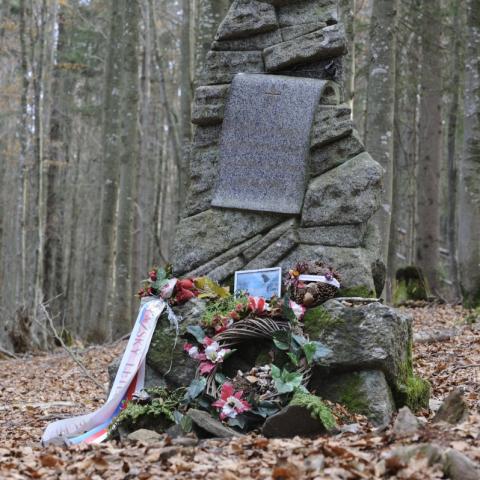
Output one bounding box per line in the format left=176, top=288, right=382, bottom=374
left=40, top=303, right=107, bottom=394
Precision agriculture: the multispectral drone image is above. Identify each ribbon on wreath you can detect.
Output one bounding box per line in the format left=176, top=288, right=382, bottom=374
left=42, top=280, right=178, bottom=446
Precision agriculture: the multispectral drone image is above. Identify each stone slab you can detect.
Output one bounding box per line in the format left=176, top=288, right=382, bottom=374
left=243, top=230, right=298, bottom=270
left=203, top=51, right=265, bottom=85
left=186, top=234, right=262, bottom=278
left=172, top=209, right=283, bottom=274
left=281, top=22, right=327, bottom=41
left=310, top=104, right=353, bottom=149
left=310, top=130, right=364, bottom=176
left=211, top=73, right=329, bottom=214
left=215, top=0, right=278, bottom=41
left=243, top=218, right=297, bottom=260
left=191, top=85, right=230, bottom=126
left=298, top=224, right=367, bottom=247
left=212, top=29, right=282, bottom=51
left=277, top=0, right=338, bottom=27
left=264, top=25, right=347, bottom=72
left=302, top=152, right=383, bottom=226
left=188, top=409, right=244, bottom=438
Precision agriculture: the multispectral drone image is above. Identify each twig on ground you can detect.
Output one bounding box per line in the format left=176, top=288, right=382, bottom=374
left=452, top=364, right=480, bottom=372
left=0, top=346, right=17, bottom=359
left=40, top=303, right=107, bottom=394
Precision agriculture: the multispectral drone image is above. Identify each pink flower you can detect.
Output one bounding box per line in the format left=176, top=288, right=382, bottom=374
left=183, top=343, right=205, bottom=361
left=248, top=296, right=267, bottom=314
left=212, top=383, right=251, bottom=420
left=194, top=337, right=230, bottom=376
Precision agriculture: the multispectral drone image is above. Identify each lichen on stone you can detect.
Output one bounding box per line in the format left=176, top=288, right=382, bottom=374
left=289, top=392, right=336, bottom=431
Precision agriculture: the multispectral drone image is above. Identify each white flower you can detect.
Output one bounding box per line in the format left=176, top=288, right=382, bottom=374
left=204, top=342, right=229, bottom=363
left=187, top=346, right=199, bottom=359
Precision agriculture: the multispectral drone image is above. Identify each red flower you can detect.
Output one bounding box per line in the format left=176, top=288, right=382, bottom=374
left=149, top=269, right=157, bottom=281
left=212, top=383, right=251, bottom=421
left=229, top=311, right=240, bottom=321
left=177, top=278, right=194, bottom=290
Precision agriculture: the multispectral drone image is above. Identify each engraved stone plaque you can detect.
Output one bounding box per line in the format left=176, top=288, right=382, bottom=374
left=211, top=73, right=329, bottom=215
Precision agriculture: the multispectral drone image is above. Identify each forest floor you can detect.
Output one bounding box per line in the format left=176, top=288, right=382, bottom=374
left=0, top=305, right=479, bottom=479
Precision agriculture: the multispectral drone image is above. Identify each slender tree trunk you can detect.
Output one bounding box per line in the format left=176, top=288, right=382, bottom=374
left=458, top=0, right=480, bottom=307
left=89, top=0, right=126, bottom=342
left=446, top=5, right=463, bottom=302
left=111, top=0, right=140, bottom=338
left=415, top=0, right=443, bottom=293
left=364, top=0, right=398, bottom=275
left=339, top=0, right=355, bottom=107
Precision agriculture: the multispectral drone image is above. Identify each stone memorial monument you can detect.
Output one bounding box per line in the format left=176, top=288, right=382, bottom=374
left=172, top=0, right=385, bottom=297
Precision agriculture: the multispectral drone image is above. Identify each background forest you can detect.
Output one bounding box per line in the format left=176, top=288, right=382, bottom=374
left=0, top=0, right=478, bottom=352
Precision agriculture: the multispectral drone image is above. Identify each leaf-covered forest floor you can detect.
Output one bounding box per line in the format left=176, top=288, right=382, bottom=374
left=1, top=305, right=479, bottom=479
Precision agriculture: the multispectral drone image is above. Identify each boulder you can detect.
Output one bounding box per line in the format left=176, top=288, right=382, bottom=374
left=443, top=449, right=480, bottom=480
left=302, top=153, right=383, bottom=227
left=262, top=405, right=329, bottom=438
left=311, top=370, right=395, bottom=426
left=304, top=300, right=427, bottom=410
left=146, top=298, right=208, bottom=388
left=215, top=0, right=278, bottom=41
left=264, top=25, right=346, bottom=72
left=187, top=409, right=244, bottom=438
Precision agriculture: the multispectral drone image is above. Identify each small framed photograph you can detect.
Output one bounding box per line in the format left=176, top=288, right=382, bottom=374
left=234, top=267, right=282, bottom=299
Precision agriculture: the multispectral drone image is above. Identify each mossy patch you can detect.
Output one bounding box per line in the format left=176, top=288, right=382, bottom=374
left=393, top=266, right=429, bottom=305
left=290, top=392, right=336, bottom=431
left=335, top=373, right=370, bottom=414
left=395, top=375, right=431, bottom=412
left=303, top=306, right=341, bottom=339
left=109, top=387, right=185, bottom=436
left=337, top=285, right=374, bottom=298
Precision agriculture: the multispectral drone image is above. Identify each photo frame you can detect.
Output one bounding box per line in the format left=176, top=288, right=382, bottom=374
left=234, top=267, right=282, bottom=299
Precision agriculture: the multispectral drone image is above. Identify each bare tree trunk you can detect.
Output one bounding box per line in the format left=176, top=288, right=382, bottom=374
left=111, top=0, right=140, bottom=338
left=415, top=0, right=443, bottom=294
left=458, top=0, right=480, bottom=307
left=89, top=0, right=126, bottom=342
left=364, top=0, right=398, bottom=275
left=446, top=4, right=463, bottom=302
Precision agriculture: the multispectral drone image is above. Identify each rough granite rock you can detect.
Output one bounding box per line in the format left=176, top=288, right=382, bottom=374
left=243, top=230, right=298, bottom=270
left=172, top=209, right=283, bottom=274
left=311, top=370, right=396, bottom=426
left=203, top=50, right=265, bottom=85
left=262, top=405, right=329, bottom=438
left=127, top=429, right=162, bottom=444
left=192, top=124, right=222, bottom=149
left=302, top=152, right=383, bottom=226
left=433, top=389, right=469, bottom=424
left=393, top=406, right=422, bottom=437
left=215, top=0, right=278, bottom=41
left=213, top=29, right=282, bottom=51
left=263, top=25, right=347, bottom=72
left=443, top=449, right=480, bottom=480
left=146, top=298, right=207, bottom=388
left=307, top=300, right=413, bottom=396
left=191, top=85, right=230, bottom=126
left=297, top=224, right=367, bottom=247
left=281, top=22, right=327, bottom=41
left=310, top=104, right=353, bottom=149
left=188, top=409, right=244, bottom=438
left=276, top=0, right=338, bottom=27
left=279, top=244, right=376, bottom=292
left=310, top=130, right=365, bottom=177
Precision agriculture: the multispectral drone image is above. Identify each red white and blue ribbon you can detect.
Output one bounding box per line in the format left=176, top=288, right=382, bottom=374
left=42, top=297, right=170, bottom=445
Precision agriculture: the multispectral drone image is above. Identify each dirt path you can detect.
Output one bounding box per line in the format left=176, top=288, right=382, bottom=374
left=1, top=305, right=479, bottom=479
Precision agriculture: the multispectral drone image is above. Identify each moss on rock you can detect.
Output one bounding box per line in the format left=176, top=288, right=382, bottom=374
left=395, top=375, right=431, bottom=412
left=303, top=306, right=341, bottom=339
left=289, top=392, right=336, bottom=431
left=337, top=285, right=375, bottom=298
